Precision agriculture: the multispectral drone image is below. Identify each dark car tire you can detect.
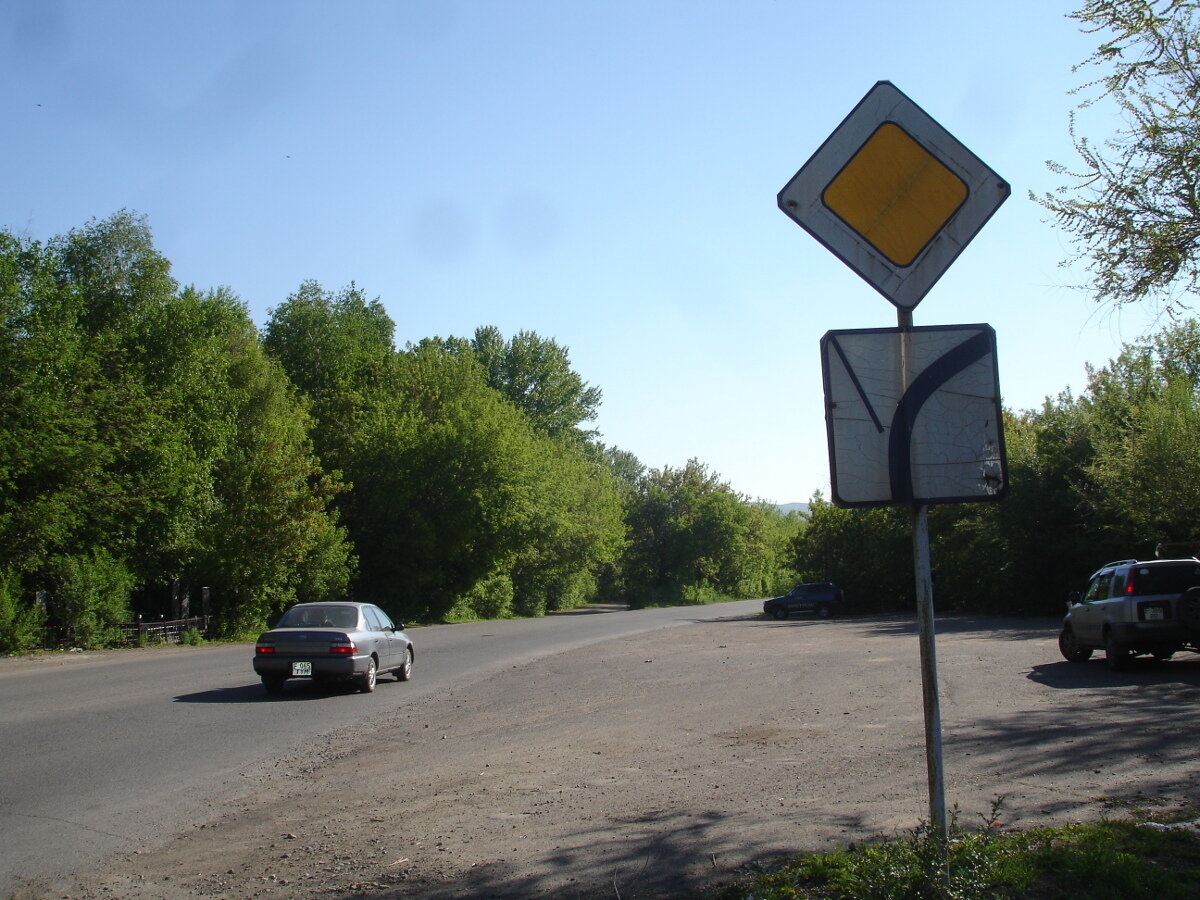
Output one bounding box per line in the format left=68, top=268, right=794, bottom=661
left=262, top=676, right=285, bottom=695
left=1105, top=630, right=1130, bottom=672
left=1180, top=587, right=1200, bottom=632
left=397, top=647, right=413, bottom=681
left=771, top=607, right=788, bottom=620
left=815, top=603, right=831, bottom=619
left=1058, top=625, right=1093, bottom=662
left=358, top=657, right=377, bottom=693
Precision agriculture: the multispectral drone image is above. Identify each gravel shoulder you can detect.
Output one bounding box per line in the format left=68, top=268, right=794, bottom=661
left=21, top=612, right=1200, bottom=899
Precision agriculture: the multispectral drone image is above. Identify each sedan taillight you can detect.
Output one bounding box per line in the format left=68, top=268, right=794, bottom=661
left=329, top=640, right=356, bottom=655
left=255, top=643, right=275, bottom=654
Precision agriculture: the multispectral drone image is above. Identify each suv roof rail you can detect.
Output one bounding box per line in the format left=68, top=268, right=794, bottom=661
left=1100, top=559, right=1138, bottom=568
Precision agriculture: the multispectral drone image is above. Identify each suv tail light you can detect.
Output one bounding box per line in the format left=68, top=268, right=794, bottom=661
left=1125, top=570, right=1137, bottom=594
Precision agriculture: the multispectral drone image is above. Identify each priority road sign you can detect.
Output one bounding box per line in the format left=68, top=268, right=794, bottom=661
left=778, top=81, right=1009, bottom=310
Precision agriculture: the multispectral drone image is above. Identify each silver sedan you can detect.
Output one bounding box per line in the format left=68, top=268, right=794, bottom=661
left=252, top=601, right=414, bottom=695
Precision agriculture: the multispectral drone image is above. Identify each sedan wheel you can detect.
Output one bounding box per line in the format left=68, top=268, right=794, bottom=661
left=397, top=647, right=414, bottom=681
left=358, top=658, right=377, bottom=693
left=771, top=607, right=788, bottom=620
left=262, top=676, right=285, bottom=695
left=1058, top=625, right=1092, bottom=662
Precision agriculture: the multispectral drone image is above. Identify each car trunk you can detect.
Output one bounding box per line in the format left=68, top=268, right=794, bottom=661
left=269, top=629, right=350, bottom=654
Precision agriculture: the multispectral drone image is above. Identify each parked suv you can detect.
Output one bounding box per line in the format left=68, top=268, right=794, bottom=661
left=1059, top=558, right=1200, bottom=670
left=764, top=582, right=845, bottom=620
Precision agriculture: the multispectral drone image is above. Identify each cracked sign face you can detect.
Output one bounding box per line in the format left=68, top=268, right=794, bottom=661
left=820, top=325, right=1007, bottom=507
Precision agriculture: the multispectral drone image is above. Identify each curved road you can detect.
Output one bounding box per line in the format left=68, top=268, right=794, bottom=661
left=0, top=600, right=763, bottom=896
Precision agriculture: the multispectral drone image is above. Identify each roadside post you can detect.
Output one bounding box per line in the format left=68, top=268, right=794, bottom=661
left=777, top=81, right=1010, bottom=839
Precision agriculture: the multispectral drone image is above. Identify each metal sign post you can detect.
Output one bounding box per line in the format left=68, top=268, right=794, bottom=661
left=778, top=81, right=1010, bottom=842
left=898, top=307, right=946, bottom=840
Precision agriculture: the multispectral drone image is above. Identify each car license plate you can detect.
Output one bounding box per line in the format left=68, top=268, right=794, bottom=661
left=1145, top=607, right=1165, bottom=621
left=291, top=662, right=313, bottom=676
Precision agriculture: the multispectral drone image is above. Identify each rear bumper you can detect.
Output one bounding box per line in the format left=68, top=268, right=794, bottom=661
left=1109, top=621, right=1190, bottom=649
left=253, top=655, right=371, bottom=680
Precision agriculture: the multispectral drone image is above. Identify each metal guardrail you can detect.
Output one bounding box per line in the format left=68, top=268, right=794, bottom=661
left=40, top=616, right=211, bottom=649
left=119, top=616, right=210, bottom=645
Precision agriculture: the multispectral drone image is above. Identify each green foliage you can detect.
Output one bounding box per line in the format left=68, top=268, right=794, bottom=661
left=722, top=814, right=1200, bottom=900
left=195, top=331, right=353, bottom=636
left=462, top=326, right=603, bottom=439
left=0, top=570, right=44, bottom=653
left=621, top=460, right=792, bottom=606
left=44, top=550, right=134, bottom=648
left=260, top=279, right=395, bottom=464
left=1039, top=0, right=1200, bottom=310
left=1082, top=320, right=1200, bottom=541
left=0, top=215, right=353, bottom=643
left=792, top=498, right=913, bottom=612
left=445, top=572, right=516, bottom=621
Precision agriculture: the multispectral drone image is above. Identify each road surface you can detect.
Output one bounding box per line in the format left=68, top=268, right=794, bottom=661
left=5, top=605, right=1200, bottom=898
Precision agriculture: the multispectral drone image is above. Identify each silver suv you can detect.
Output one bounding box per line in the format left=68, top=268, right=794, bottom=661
left=1059, top=558, right=1200, bottom=670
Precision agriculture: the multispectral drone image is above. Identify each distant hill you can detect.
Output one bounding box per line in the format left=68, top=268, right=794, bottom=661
left=777, top=502, right=810, bottom=516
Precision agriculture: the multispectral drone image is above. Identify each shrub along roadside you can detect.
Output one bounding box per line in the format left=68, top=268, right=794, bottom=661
left=716, top=812, right=1200, bottom=900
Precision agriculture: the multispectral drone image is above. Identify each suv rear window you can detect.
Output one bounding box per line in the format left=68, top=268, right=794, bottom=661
left=1128, top=563, right=1200, bottom=596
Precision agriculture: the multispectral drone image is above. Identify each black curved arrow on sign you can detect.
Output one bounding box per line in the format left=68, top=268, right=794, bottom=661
left=887, top=329, right=992, bottom=504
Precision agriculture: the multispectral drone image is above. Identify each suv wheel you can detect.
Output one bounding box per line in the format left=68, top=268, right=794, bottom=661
left=1180, top=587, right=1200, bottom=632
left=1105, top=630, right=1131, bottom=672
left=1058, top=625, right=1092, bottom=662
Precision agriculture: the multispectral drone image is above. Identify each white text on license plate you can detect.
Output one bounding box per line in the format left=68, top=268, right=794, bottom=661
left=291, top=662, right=313, bottom=676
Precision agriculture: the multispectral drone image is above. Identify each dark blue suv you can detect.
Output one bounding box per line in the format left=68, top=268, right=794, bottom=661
left=764, top=582, right=845, bottom=620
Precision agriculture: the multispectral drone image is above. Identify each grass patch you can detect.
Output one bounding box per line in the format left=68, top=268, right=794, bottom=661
left=717, top=808, right=1200, bottom=900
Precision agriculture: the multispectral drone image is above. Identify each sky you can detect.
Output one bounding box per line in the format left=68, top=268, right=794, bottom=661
left=3, top=0, right=1171, bottom=505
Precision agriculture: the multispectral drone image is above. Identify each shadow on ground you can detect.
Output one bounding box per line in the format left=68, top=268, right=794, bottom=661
left=333, top=805, right=855, bottom=900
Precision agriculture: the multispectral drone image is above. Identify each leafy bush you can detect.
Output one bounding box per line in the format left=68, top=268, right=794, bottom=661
left=0, top=570, right=44, bottom=653
left=44, top=551, right=133, bottom=648
left=445, top=572, right=515, bottom=621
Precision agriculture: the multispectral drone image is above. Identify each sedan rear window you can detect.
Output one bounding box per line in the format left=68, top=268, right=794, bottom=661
left=277, top=606, right=359, bottom=629
left=1130, top=564, right=1200, bottom=596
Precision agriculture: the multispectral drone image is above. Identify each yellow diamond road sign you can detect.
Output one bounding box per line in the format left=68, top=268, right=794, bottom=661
left=779, top=81, right=1009, bottom=309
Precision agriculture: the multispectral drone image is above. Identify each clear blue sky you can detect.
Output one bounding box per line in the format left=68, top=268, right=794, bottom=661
left=4, top=0, right=1165, bottom=504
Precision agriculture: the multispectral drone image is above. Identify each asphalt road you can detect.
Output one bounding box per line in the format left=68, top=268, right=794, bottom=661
left=0, top=600, right=764, bottom=897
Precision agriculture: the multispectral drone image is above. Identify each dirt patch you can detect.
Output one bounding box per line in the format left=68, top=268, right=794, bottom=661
left=29, top=614, right=1200, bottom=898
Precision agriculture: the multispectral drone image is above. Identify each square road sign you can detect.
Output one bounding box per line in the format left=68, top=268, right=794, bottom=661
left=821, top=324, right=1007, bottom=506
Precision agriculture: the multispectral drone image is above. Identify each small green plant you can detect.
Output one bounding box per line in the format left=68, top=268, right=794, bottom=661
left=719, top=801, right=1200, bottom=900
left=179, top=627, right=205, bottom=646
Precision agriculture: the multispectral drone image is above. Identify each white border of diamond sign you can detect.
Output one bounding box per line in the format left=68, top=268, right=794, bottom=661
left=778, top=81, right=1010, bottom=310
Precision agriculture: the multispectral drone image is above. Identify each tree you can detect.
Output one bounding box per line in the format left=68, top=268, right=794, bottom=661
left=195, top=327, right=354, bottom=635
left=623, top=459, right=768, bottom=605
left=1039, top=1, right=1200, bottom=309
left=344, top=341, right=621, bottom=621
left=260, top=280, right=395, bottom=462
left=0, top=215, right=354, bottom=642
left=1081, top=319, right=1200, bottom=543
left=792, top=497, right=913, bottom=612
left=461, top=326, right=602, bottom=439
